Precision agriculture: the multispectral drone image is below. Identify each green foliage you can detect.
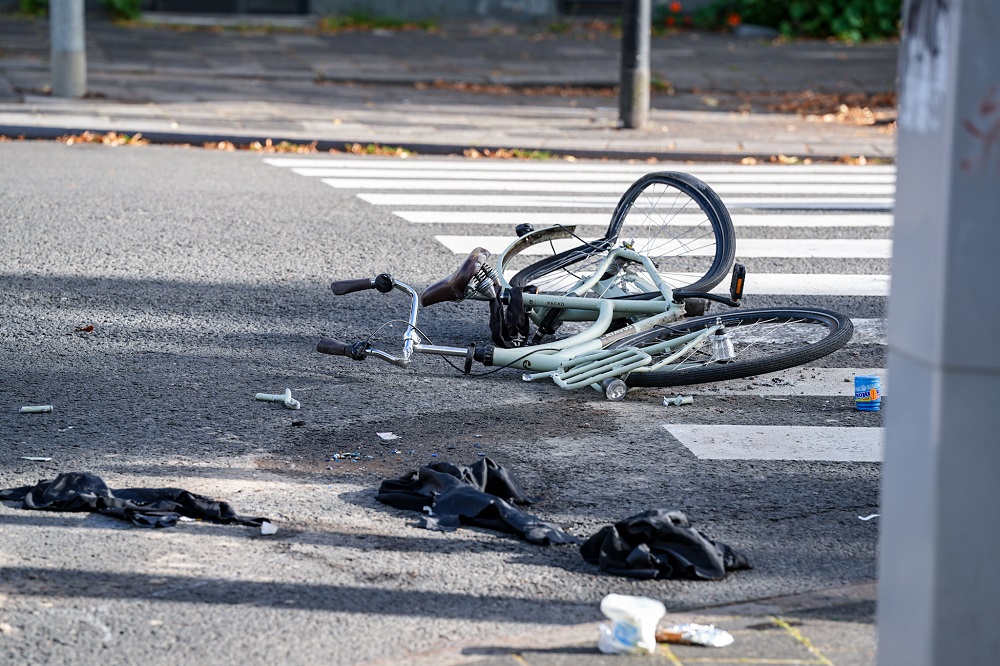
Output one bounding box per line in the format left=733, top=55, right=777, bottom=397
left=19, top=0, right=48, bottom=16
left=508, top=149, right=553, bottom=160
left=19, top=0, right=142, bottom=20
left=102, top=0, right=142, bottom=20
left=320, top=12, right=437, bottom=32
left=694, top=0, right=902, bottom=41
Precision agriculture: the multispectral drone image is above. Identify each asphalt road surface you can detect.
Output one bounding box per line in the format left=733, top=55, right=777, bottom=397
left=0, top=141, right=884, bottom=665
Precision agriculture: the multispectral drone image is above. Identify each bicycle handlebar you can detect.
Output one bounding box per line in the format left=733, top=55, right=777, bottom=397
left=331, top=278, right=375, bottom=295
left=317, top=337, right=351, bottom=356
left=319, top=274, right=424, bottom=366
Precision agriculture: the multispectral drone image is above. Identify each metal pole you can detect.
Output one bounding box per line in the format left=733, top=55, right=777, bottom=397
left=50, top=0, right=87, bottom=98
left=619, top=0, right=650, bottom=129
left=878, top=0, right=1000, bottom=664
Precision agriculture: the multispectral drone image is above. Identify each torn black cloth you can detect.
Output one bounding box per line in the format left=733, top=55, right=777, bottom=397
left=0, top=472, right=267, bottom=529
left=580, top=509, right=751, bottom=580
left=376, top=457, right=578, bottom=546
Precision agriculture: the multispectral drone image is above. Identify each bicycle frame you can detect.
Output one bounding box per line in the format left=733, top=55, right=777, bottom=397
left=325, top=237, right=728, bottom=398
left=346, top=275, right=722, bottom=391
left=490, top=226, right=676, bottom=323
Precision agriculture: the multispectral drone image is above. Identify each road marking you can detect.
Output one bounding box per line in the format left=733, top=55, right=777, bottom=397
left=393, top=211, right=894, bottom=228
left=265, top=156, right=896, bottom=175
left=322, top=177, right=896, bottom=196
left=664, top=424, right=884, bottom=462
left=714, top=274, right=889, bottom=296
left=292, top=166, right=896, bottom=184
left=495, top=271, right=889, bottom=295
left=849, top=318, right=884, bottom=343
left=692, top=367, right=887, bottom=396
left=357, top=193, right=893, bottom=210
left=435, top=235, right=892, bottom=258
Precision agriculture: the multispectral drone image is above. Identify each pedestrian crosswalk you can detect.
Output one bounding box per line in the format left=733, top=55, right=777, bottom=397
left=265, top=156, right=890, bottom=462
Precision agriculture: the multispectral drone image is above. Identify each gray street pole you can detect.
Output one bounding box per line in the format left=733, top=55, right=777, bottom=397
left=878, top=0, right=1000, bottom=664
left=619, top=0, right=650, bottom=129
left=50, top=0, right=87, bottom=98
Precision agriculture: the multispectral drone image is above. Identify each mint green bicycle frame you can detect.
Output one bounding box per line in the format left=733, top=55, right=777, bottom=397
left=404, top=239, right=724, bottom=390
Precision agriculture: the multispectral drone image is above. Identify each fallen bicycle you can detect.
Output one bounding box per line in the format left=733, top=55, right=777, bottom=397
left=317, top=172, right=853, bottom=400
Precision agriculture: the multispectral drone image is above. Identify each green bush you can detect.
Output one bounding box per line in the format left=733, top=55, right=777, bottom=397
left=694, top=0, right=902, bottom=41
left=19, top=0, right=48, bottom=16
left=102, top=0, right=142, bottom=20
left=20, top=0, right=142, bottom=21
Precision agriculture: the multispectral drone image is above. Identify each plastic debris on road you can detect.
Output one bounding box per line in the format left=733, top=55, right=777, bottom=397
left=260, top=521, right=278, bottom=535
left=20, top=456, right=52, bottom=462
left=597, top=594, right=666, bottom=655
left=255, top=388, right=300, bottom=410
left=663, top=395, right=693, bottom=406
left=859, top=513, right=880, bottom=521
left=19, top=405, right=53, bottom=414
left=377, top=432, right=400, bottom=440
left=656, top=623, right=734, bottom=648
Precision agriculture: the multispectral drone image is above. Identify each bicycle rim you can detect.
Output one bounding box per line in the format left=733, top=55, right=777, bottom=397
left=508, top=172, right=736, bottom=297
left=620, top=307, right=854, bottom=388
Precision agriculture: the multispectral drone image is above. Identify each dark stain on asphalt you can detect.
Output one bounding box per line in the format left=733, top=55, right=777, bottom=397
left=256, top=400, right=614, bottom=481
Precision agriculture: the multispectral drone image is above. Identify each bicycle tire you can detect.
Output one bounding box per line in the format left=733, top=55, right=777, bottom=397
left=618, top=307, right=854, bottom=388
left=508, top=172, right=737, bottom=297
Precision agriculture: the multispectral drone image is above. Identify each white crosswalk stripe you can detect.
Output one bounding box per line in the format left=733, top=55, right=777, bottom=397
left=356, top=193, right=893, bottom=210
left=291, top=166, right=897, bottom=184
left=392, top=211, right=894, bottom=227
left=435, top=236, right=892, bottom=258
left=321, top=177, right=896, bottom=196
left=265, top=157, right=896, bottom=176
left=266, top=157, right=890, bottom=461
left=664, top=424, right=884, bottom=462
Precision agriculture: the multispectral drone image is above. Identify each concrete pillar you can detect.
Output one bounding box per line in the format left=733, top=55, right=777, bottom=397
left=50, top=0, right=87, bottom=98
left=619, top=0, right=650, bottom=129
left=878, top=0, right=1000, bottom=664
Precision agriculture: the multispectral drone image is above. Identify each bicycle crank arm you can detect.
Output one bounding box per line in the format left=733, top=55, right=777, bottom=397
left=672, top=263, right=747, bottom=307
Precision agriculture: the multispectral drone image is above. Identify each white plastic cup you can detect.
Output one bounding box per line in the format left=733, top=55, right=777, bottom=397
left=597, top=594, right=666, bottom=655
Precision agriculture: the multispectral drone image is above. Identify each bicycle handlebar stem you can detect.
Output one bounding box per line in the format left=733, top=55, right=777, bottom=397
left=339, top=276, right=469, bottom=368
left=367, top=279, right=422, bottom=367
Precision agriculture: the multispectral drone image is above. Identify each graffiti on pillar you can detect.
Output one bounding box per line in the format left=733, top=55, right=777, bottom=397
left=899, top=0, right=952, bottom=134
left=961, top=86, right=1000, bottom=173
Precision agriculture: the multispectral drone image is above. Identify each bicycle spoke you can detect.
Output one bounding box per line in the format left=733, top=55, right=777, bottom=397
left=658, top=316, right=833, bottom=370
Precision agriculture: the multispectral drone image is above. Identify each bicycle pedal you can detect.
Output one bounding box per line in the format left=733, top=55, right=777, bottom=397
left=729, top=263, right=746, bottom=302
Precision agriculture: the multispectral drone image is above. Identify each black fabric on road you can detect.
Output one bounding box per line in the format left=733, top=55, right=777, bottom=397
left=0, top=472, right=267, bottom=528
left=580, top=509, right=751, bottom=580
left=376, top=457, right=579, bottom=545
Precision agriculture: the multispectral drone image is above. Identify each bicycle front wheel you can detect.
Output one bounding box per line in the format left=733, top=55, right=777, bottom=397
left=619, top=308, right=854, bottom=388
left=508, top=172, right=736, bottom=298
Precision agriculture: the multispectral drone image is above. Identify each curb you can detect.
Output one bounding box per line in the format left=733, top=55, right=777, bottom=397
left=0, top=124, right=881, bottom=163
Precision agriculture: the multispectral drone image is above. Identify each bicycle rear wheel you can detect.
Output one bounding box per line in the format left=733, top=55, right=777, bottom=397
left=618, top=307, right=854, bottom=388
left=508, top=172, right=736, bottom=297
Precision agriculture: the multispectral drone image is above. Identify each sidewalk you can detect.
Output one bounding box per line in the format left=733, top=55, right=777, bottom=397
left=384, top=582, right=877, bottom=666
left=0, top=14, right=898, bottom=161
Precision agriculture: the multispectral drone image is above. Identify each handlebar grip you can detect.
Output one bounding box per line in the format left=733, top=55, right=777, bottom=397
left=330, top=278, right=374, bottom=296
left=317, top=337, right=351, bottom=356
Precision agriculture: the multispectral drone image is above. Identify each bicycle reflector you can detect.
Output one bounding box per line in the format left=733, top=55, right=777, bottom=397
left=729, top=263, right=746, bottom=302
left=711, top=326, right=735, bottom=363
